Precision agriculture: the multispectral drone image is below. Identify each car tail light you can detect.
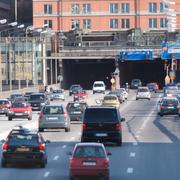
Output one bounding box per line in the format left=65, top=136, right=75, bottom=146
left=2, top=143, right=8, bottom=151
left=177, top=105, right=180, bottom=108
left=64, top=112, right=67, bottom=118
left=39, top=143, right=45, bottom=151
left=39, top=112, right=43, bottom=120
left=103, top=159, right=109, bottom=167
left=115, top=122, right=121, bottom=130
left=82, top=122, right=86, bottom=130
left=160, top=105, right=165, bottom=109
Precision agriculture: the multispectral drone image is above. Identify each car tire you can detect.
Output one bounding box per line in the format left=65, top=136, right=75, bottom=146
left=116, top=138, right=122, bottom=146
left=65, top=128, right=70, bottom=132
left=40, top=162, right=46, bottom=168
left=70, top=176, right=74, bottom=180
left=39, top=128, right=44, bottom=132
left=148, top=98, right=150, bottom=101
left=160, top=114, right=163, bottom=117
left=178, top=114, right=180, bottom=117
left=136, top=98, right=138, bottom=101
left=28, top=116, right=32, bottom=121
left=93, top=91, right=95, bottom=94
left=1, top=159, right=7, bottom=168
left=103, top=91, right=105, bottom=94
left=8, top=117, right=12, bottom=121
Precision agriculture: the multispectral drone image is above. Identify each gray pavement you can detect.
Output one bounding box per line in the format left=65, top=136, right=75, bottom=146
left=0, top=90, right=179, bottom=180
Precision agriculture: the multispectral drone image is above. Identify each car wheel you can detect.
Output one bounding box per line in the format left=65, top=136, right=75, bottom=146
left=103, top=91, right=105, bottom=94
left=81, top=137, right=86, bottom=142
left=39, top=128, right=44, bottom=132
left=160, top=114, right=163, bottom=117
left=28, top=116, right=32, bottom=120
left=70, top=176, right=74, bottom=180
left=65, top=128, right=70, bottom=132
left=178, top=114, right=180, bottom=117
left=8, top=117, right=12, bottom=121
left=136, top=98, right=138, bottom=101
left=40, top=162, right=46, bottom=168
left=93, top=91, right=95, bottom=94
left=148, top=98, right=150, bottom=101
left=116, top=138, right=122, bottom=146
left=1, top=160, right=7, bottom=168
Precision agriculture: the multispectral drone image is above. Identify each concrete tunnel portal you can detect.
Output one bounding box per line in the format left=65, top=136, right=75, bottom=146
left=62, top=59, right=165, bottom=89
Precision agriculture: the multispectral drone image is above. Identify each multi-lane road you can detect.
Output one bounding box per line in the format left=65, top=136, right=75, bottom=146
left=0, top=90, right=180, bottom=180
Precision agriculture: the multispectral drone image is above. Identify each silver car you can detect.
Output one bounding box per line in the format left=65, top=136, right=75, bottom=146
left=50, top=90, right=65, bottom=101
left=38, top=105, right=70, bottom=132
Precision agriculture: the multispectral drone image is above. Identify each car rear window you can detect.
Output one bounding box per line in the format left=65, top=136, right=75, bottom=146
left=8, top=134, right=39, bottom=146
left=68, top=103, right=86, bottom=111
left=138, top=88, right=149, bottom=92
left=162, top=99, right=178, bottom=105
left=74, top=146, right=105, bottom=158
left=30, top=95, right=45, bottom=100
left=94, top=84, right=104, bottom=87
left=104, top=96, right=117, bottom=101
left=12, top=103, right=27, bottom=108
left=0, top=101, right=8, bottom=105
left=84, top=108, right=118, bottom=123
left=43, top=106, right=63, bottom=114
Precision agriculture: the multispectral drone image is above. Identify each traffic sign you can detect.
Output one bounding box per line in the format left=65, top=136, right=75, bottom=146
left=168, top=48, right=180, bottom=54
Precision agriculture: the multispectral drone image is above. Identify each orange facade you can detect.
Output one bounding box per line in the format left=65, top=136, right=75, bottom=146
left=33, top=0, right=180, bottom=32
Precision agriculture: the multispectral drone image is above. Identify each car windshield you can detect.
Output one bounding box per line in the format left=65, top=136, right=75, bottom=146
left=132, top=79, right=140, bottom=83
left=84, top=108, right=118, bottom=122
left=53, top=90, right=63, bottom=94
left=138, top=89, right=149, bottom=92
left=71, top=85, right=81, bottom=90
left=165, top=90, right=179, bottom=95
left=74, top=146, right=105, bottom=158
left=8, top=134, right=39, bottom=146
left=104, top=96, right=117, bottom=101
left=12, top=103, right=27, bottom=108
left=162, top=99, right=178, bottom=106
left=0, top=100, right=8, bottom=105
left=10, top=95, right=22, bottom=99
left=43, top=106, right=63, bottom=114
left=94, top=84, right=104, bottom=87
left=30, top=95, right=45, bottom=100
left=68, top=103, right=86, bottom=111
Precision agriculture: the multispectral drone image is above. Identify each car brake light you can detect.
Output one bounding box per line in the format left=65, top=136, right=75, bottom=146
left=39, top=112, right=43, bottom=120
left=115, top=122, right=121, bottom=130
left=64, top=112, right=67, bottom=118
left=2, top=143, right=8, bottom=151
left=39, top=143, right=45, bottom=151
left=103, top=159, right=109, bottom=167
left=160, top=105, right=165, bottom=109
left=177, top=105, right=180, bottom=108
left=82, top=122, right=86, bottom=130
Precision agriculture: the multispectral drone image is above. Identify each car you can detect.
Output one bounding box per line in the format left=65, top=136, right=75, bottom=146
left=92, top=81, right=106, bottom=94
left=158, top=97, right=180, bottom=116
left=0, top=99, right=11, bottom=116
left=73, top=90, right=88, bottom=101
left=13, top=96, right=29, bottom=102
left=24, top=92, right=35, bottom=99
left=119, top=88, right=128, bottom=99
left=69, top=85, right=83, bottom=96
left=81, top=106, right=125, bottom=146
left=136, top=87, right=151, bottom=100
left=69, top=142, right=111, bottom=180
left=146, top=82, right=159, bottom=93
left=50, top=89, right=65, bottom=101
left=66, top=102, right=87, bottom=121
left=164, top=88, right=180, bottom=97
left=7, top=101, right=32, bottom=121
left=28, top=93, right=50, bottom=111
left=102, top=95, right=120, bottom=108
left=108, top=90, right=125, bottom=103
left=9, top=94, right=23, bottom=103
left=131, top=79, right=142, bottom=89
left=1, top=127, right=48, bottom=168
left=38, top=105, right=71, bottom=132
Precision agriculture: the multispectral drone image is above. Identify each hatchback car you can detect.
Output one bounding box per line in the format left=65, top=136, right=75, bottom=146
left=66, top=102, right=87, bottom=121
left=73, top=90, right=88, bottom=101
left=92, top=81, right=106, bottom=94
left=81, top=106, right=125, bottom=146
left=1, top=127, right=48, bottom=168
left=9, top=94, right=23, bottom=103
left=108, top=90, right=125, bottom=103
left=69, top=143, right=111, bottom=180
left=0, top=99, right=11, bottom=116
left=136, top=87, right=151, bottom=100
left=50, top=90, right=65, bottom=101
left=38, top=105, right=70, bottom=132
left=146, top=82, right=159, bottom=93
left=102, top=95, right=120, bottom=108
left=7, top=102, right=32, bottom=121
left=131, top=79, right=142, bottom=89
left=158, top=97, right=180, bottom=116
left=69, top=85, right=83, bottom=96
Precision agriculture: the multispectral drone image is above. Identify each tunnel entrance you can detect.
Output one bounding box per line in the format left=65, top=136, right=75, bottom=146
left=119, top=60, right=166, bottom=88
left=62, top=59, right=115, bottom=89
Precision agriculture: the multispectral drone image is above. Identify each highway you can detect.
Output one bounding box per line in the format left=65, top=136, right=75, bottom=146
left=0, top=90, right=180, bottom=180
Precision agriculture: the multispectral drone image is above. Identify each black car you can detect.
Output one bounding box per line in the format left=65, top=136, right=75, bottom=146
left=69, top=85, right=83, bottom=96
left=24, top=92, right=35, bottom=99
left=66, top=102, right=87, bottom=121
left=81, top=106, right=125, bottom=146
left=28, top=93, right=50, bottom=111
left=1, top=127, right=48, bottom=168
left=131, top=79, right=142, bottom=89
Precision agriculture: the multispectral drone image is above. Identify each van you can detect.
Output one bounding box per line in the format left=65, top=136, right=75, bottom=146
left=92, top=81, right=106, bottom=94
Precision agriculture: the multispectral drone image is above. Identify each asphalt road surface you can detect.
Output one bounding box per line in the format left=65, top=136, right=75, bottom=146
left=0, top=90, right=180, bottom=180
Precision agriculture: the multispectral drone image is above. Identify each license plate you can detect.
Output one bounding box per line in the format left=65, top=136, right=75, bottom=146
left=15, top=113, right=23, bottom=115
left=73, top=111, right=81, bottom=114
left=83, top=161, right=96, bottom=166
left=16, top=147, right=30, bottom=152
left=48, top=117, right=58, bottom=120
left=95, top=133, right=107, bottom=137
left=168, top=107, right=174, bottom=109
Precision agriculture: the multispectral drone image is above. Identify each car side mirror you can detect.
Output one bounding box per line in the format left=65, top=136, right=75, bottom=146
left=107, top=151, right=112, bottom=156
left=45, top=140, right=51, bottom=144
left=66, top=151, right=72, bottom=156
left=121, top=118, right=125, bottom=122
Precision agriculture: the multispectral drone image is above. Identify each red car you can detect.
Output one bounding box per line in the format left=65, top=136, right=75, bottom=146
left=0, top=99, right=11, bottom=116
left=73, top=90, right=88, bottom=101
left=69, top=143, right=111, bottom=180
left=7, top=102, right=32, bottom=121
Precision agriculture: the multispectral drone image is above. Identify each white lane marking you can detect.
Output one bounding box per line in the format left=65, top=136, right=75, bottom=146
left=53, top=156, right=59, bottom=161
left=133, top=142, right=138, bottom=146
left=44, top=172, right=50, bottom=178
left=130, top=152, right=136, bottom=157
left=127, top=168, right=134, bottom=174
left=62, top=145, right=67, bottom=149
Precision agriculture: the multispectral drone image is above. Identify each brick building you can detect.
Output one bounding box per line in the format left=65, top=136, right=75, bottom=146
left=33, top=0, right=180, bottom=32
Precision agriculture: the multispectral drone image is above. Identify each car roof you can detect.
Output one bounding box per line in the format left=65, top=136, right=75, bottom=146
left=43, top=105, right=63, bottom=107
left=9, top=126, right=38, bottom=135
left=162, top=97, right=178, bottom=100
left=0, top=99, right=8, bottom=101
left=93, top=81, right=104, bottom=83
left=87, top=106, right=116, bottom=109
left=75, top=142, right=104, bottom=147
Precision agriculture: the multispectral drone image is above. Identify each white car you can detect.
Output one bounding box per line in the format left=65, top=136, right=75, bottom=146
left=92, top=81, right=106, bottom=94
left=136, top=87, right=151, bottom=100
left=119, top=88, right=128, bottom=99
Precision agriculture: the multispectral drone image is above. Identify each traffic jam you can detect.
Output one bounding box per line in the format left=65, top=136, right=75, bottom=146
left=0, top=80, right=180, bottom=180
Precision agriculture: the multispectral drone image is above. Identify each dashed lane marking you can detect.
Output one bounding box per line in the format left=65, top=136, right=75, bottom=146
left=44, top=172, right=50, bottom=178
left=127, top=168, right=134, bottom=174
left=130, top=152, right=136, bottom=157
left=53, top=156, right=59, bottom=161
left=62, top=145, right=67, bottom=149
left=133, top=142, right=138, bottom=146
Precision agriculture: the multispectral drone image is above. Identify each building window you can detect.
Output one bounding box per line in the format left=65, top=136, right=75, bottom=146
left=121, top=19, right=130, bottom=28
left=44, top=20, right=52, bottom=28
left=110, top=19, right=118, bottom=29
left=83, top=19, right=91, bottom=29
left=122, top=3, right=130, bottom=13
left=160, top=18, right=167, bottom=28
left=71, top=4, right=80, bottom=14
left=160, top=2, right=168, bottom=12
left=44, top=4, right=52, bottom=14
left=110, top=3, right=118, bottom=14
left=71, top=19, right=80, bottom=30
left=149, top=18, right=157, bottom=28
left=83, top=4, right=91, bottom=14
left=149, top=3, right=157, bottom=13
